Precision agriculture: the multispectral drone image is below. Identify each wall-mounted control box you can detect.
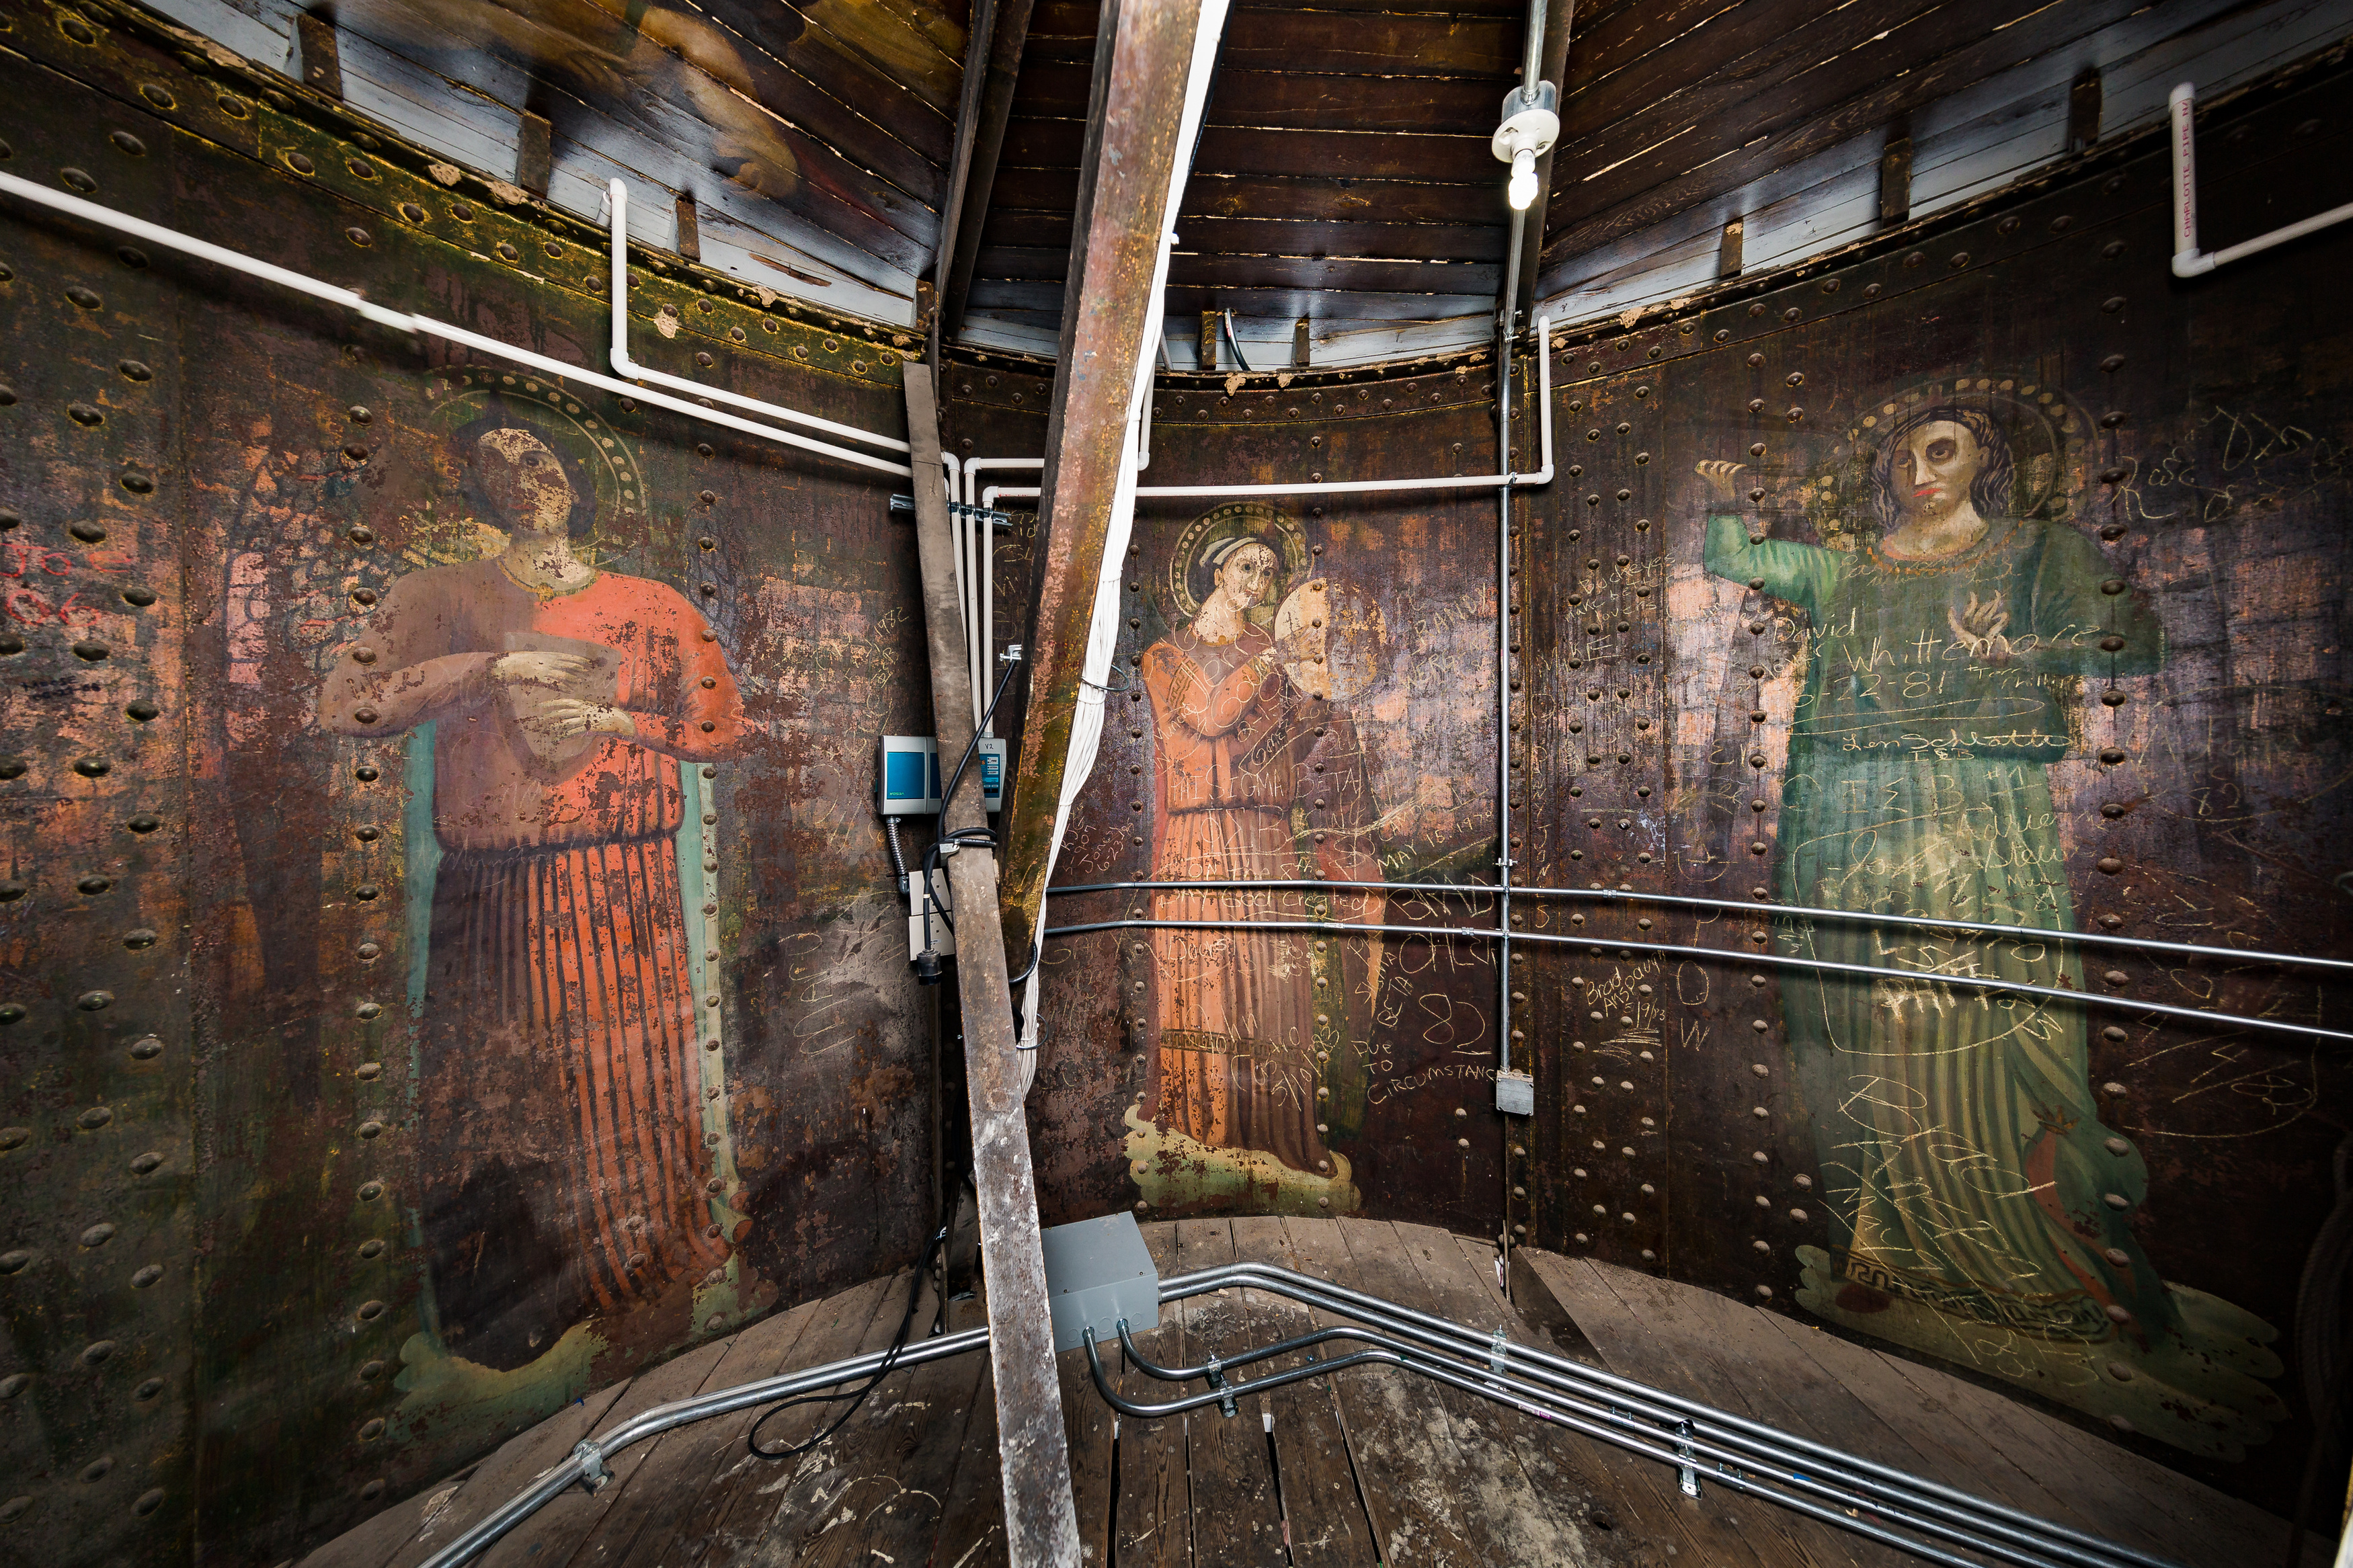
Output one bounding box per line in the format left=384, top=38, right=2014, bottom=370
left=976, top=737, right=1006, bottom=813
left=876, top=735, right=942, bottom=817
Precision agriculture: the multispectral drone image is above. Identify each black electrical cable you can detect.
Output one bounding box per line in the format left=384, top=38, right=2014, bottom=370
left=745, top=1199, right=955, bottom=1461
left=917, top=651, right=1025, bottom=958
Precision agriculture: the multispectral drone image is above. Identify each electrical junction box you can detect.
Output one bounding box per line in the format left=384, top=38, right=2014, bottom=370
left=877, top=735, right=941, bottom=817
left=1494, top=1069, right=1536, bottom=1116
left=1039, top=1210, right=1160, bottom=1353
left=977, top=737, right=1006, bottom=813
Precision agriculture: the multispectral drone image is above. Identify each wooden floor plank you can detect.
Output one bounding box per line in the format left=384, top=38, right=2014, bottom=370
left=1279, top=1215, right=1497, bottom=1566
left=1051, top=1329, right=1119, bottom=1568
left=1228, top=1218, right=1380, bottom=1568
left=381, top=1378, right=638, bottom=1568
left=1170, top=1219, right=1287, bottom=1568
left=1113, top=1222, right=1190, bottom=1567
left=476, top=1336, right=737, bottom=1568
left=1862, top=1348, right=2247, bottom=1568
left=1585, top=1264, right=1883, bottom=1568
left=1376, top=1221, right=1670, bottom=1568
left=935, top=1299, right=1015, bottom=1568
left=1745, top=1309, right=2103, bottom=1529
left=702, top=1269, right=931, bottom=1568
left=294, top=1461, right=482, bottom=1568
left=1420, top=1227, right=1798, bottom=1568
left=790, top=1281, right=994, bottom=1568
left=599, top=1274, right=896, bottom=1568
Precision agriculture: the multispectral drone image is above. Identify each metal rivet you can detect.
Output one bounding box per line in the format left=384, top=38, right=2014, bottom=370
left=359, top=1181, right=384, bottom=1200
left=69, top=402, right=105, bottom=427
left=128, top=813, right=161, bottom=833
left=130, top=1151, right=162, bottom=1173
left=77, top=990, right=114, bottom=1012
left=134, top=1488, right=167, bottom=1516
left=73, top=643, right=111, bottom=663
left=360, top=1418, right=387, bottom=1440
left=81, top=1222, right=116, bottom=1247
left=129, top=1036, right=161, bottom=1059
left=0, top=1373, right=26, bottom=1397
left=134, top=1377, right=163, bottom=1400
left=122, top=585, right=157, bottom=606
left=0, top=1250, right=30, bottom=1274
left=132, top=1264, right=163, bottom=1287
left=80, top=1458, right=114, bottom=1483
left=125, top=699, right=158, bottom=723
left=357, top=1299, right=387, bottom=1321
left=358, top=1120, right=384, bottom=1139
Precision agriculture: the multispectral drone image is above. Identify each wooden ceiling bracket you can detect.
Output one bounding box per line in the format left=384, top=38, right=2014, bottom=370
left=902, top=360, right=1084, bottom=1568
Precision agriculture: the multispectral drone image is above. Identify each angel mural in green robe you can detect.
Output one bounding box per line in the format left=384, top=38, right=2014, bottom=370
left=1700, top=401, right=2284, bottom=1459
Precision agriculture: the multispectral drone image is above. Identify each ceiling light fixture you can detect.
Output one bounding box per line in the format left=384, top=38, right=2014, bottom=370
left=1492, top=81, right=1560, bottom=212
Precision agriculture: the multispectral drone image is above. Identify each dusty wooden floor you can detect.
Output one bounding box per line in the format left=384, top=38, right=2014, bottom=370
left=301, top=1218, right=2313, bottom=1568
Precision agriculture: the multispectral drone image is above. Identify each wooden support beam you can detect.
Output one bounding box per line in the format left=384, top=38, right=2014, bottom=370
left=674, top=193, right=701, bottom=263
left=1511, top=0, right=1577, bottom=323
left=938, top=0, right=1039, bottom=350
left=998, top=0, right=1214, bottom=964
left=294, top=11, right=342, bottom=100
left=900, top=362, right=1082, bottom=1568
left=1199, top=308, right=1219, bottom=372
left=1717, top=218, right=1744, bottom=279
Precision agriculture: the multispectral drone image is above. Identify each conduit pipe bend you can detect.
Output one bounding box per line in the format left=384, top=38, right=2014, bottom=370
left=0, top=171, right=915, bottom=479
left=2170, top=82, right=2353, bottom=278
left=606, top=180, right=910, bottom=455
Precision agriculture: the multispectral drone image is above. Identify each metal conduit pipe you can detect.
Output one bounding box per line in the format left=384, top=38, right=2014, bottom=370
left=411, top=1325, right=991, bottom=1568
left=0, top=172, right=916, bottom=479
left=1089, top=1322, right=2081, bottom=1568
left=394, top=1259, right=2171, bottom=1568
left=1152, top=1262, right=2173, bottom=1568
left=1044, top=876, right=2353, bottom=975
left=1039, top=915, right=2353, bottom=1044
left=606, top=181, right=912, bottom=454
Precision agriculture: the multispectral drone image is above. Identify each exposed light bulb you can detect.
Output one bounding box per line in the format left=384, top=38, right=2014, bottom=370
left=1509, top=147, right=1538, bottom=211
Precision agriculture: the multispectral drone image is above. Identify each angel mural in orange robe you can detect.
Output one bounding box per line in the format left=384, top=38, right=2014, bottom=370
left=1132, top=532, right=1384, bottom=1212
left=319, top=423, right=744, bottom=1369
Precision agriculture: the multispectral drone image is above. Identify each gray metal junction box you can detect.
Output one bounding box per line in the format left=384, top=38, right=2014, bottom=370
left=1038, top=1211, right=1162, bottom=1353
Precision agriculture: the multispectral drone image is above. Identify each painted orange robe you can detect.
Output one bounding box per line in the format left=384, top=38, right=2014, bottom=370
left=1140, top=624, right=1377, bottom=1175
left=321, top=560, right=744, bottom=1367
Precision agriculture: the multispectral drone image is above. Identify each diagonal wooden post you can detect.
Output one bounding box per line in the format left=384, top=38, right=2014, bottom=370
left=996, top=0, right=1214, bottom=954
left=902, top=361, right=1081, bottom=1567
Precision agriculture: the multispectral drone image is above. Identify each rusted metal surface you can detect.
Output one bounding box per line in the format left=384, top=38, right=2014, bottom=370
left=1015, top=59, right=2353, bottom=1526
left=902, top=361, right=1079, bottom=1567
left=996, top=0, right=1215, bottom=963
left=0, top=6, right=944, bottom=1561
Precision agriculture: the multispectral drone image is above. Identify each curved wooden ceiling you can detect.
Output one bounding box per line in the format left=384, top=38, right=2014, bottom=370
left=146, top=0, right=2353, bottom=365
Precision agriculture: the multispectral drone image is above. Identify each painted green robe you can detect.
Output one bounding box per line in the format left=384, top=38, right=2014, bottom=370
left=1704, top=510, right=2181, bottom=1344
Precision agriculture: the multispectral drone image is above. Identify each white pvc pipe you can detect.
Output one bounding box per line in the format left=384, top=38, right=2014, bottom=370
left=962, top=458, right=1043, bottom=728
left=606, top=181, right=910, bottom=455
left=0, top=171, right=915, bottom=479
left=2171, top=82, right=2353, bottom=279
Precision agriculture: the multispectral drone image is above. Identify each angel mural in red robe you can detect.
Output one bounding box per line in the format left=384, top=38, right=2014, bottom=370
left=319, top=419, right=745, bottom=1370
left=1128, top=518, right=1386, bottom=1214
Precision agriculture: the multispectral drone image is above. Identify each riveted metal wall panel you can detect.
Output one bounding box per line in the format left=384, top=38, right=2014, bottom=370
left=1517, top=56, right=2353, bottom=1514
left=0, top=1, right=941, bottom=1561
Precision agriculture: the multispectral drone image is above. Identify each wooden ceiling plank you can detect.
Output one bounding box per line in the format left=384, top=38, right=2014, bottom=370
left=1539, top=0, right=2192, bottom=266
left=984, top=211, right=1510, bottom=263
left=998, top=0, right=1221, bottom=1017
left=1016, top=60, right=1509, bottom=130
left=969, top=278, right=1502, bottom=323
left=1004, top=120, right=1501, bottom=183
left=321, top=0, right=944, bottom=262
left=692, top=5, right=958, bottom=166
left=936, top=0, right=1042, bottom=348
